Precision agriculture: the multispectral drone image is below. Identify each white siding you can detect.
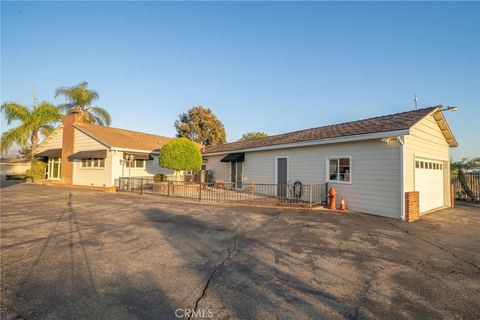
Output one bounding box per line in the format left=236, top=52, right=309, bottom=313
left=206, top=139, right=402, bottom=218
left=110, top=151, right=124, bottom=186
left=74, top=129, right=107, bottom=151
left=36, top=126, right=63, bottom=153
left=404, top=114, right=451, bottom=207
left=110, top=152, right=178, bottom=185
left=205, top=154, right=231, bottom=182
left=71, top=128, right=111, bottom=186
left=73, top=152, right=112, bottom=187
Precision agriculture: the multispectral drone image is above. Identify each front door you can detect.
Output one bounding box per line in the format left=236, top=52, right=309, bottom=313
left=277, top=157, right=288, bottom=198
left=231, top=161, right=243, bottom=189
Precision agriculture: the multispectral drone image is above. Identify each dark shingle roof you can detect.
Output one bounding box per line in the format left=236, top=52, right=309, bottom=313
left=204, top=106, right=439, bottom=154
left=73, top=123, right=174, bottom=152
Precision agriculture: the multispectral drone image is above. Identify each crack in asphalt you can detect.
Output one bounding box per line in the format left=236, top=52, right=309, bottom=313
left=386, top=222, right=480, bottom=272
left=188, top=238, right=238, bottom=320
left=352, top=267, right=381, bottom=320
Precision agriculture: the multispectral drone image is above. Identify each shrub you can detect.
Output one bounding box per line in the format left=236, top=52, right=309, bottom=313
left=26, top=159, right=46, bottom=182
left=153, top=174, right=166, bottom=182
left=159, top=138, right=202, bottom=172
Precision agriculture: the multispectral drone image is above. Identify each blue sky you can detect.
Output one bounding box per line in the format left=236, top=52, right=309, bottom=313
left=1, top=1, right=479, bottom=160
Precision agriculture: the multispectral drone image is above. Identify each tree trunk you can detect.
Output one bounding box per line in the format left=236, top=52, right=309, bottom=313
left=30, top=131, right=39, bottom=163
left=457, top=168, right=477, bottom=201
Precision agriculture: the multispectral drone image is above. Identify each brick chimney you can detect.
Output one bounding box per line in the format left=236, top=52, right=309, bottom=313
left=61, top=110, right=83, bottom=184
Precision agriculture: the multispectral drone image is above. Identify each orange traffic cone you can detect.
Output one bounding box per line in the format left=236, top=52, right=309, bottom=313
left=338, top=197, right=347, bottom=211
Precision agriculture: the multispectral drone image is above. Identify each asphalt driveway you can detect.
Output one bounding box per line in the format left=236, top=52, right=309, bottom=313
left=1, top=184, right=479, bottom=319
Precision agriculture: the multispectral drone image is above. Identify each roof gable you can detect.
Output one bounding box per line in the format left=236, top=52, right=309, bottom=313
left=35, top=126, right=63, bottom=154
left=430, top=110, right=458, bottom=147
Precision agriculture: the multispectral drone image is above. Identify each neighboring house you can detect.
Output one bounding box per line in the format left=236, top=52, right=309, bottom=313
left=0, top=158, right=31, bottom=179
left=203, top=106, right=458, bottom=219
left=34, top=112, right=193, bottom=187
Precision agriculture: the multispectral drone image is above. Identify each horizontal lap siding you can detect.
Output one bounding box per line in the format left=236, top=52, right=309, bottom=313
left=36, top=127, right=63, bottom=152
left=206, top=139, right=401, bottom=218
left=72, top=129, right=110, bottom=186
left=72, top=130, right=110, bottom=186
left=110, top=152, right=177, bottom=184
left=73, top=152, right=112, bottom=186
left=74, top=129, right=108, bottom=151
left=247, top=141, right=401, bottom=218
left=404, top=114, right=451, bottom=206
left=124, top=154, right=176, bottom=177
left=205, top=155, right=231, bottom=182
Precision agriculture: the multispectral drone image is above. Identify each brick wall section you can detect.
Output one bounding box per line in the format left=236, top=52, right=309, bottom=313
left=61, top=113, right=83, bottom=184
left=405, top=191, right=420, bottom=222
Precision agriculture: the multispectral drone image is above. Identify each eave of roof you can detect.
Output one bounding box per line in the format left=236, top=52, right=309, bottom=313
left=203, top=106, right=457, bottom=155
left=203, top=129, right=410, bottom=156
left=73, top=123, right=173, bottom=152
left=431, top=110, right=459, bottom=147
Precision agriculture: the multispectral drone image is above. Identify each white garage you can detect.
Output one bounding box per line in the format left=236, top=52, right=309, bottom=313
left=415, top=158, right=446, bottom=213
left=204, top=106, right=458, bottom=220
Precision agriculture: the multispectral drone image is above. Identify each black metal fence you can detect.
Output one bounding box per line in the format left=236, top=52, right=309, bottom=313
left=117, top=177, right=326, bottom=208
left=451, top=172, right=480, bottom=201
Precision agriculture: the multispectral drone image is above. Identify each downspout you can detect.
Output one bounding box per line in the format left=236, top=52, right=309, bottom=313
left=397, top=136, right=405, bottom=221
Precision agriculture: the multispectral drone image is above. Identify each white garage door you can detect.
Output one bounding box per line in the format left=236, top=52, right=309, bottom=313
left=414, top=159, right=445, bottom=213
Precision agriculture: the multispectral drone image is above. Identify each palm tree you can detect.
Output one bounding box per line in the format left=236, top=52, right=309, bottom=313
left=451, top=157, right=480, bottom=201
left=55, top=81, right=111, bottom=126
left=1, top=101, right=62, bottom=161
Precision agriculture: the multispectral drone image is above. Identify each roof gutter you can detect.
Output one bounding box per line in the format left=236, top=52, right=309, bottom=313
left=203, top=129, right=410, bottom=156
left=109, top=148, right=160, bottom=155
left=397, top=136, right=405, bottom=221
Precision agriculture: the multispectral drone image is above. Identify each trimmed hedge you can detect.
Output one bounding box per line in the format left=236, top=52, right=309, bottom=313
left=26, top=159, right=46, bottom=182
left=159, top=138, right=202, bottom=171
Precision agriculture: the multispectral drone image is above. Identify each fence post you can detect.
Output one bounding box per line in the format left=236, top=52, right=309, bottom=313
left=199, top=183, right=202, bottom=202
left=167, top=181, right=171, bottom=197
left=325, top=182, right=329, bottom=207
left=451, top=184, right=455, bottom=208
left=140, top=178, right=144, bottom=195
left=309, top=185, right=313, bottom=208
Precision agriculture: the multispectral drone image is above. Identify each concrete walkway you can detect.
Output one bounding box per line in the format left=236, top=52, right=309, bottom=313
left=1, top=184, right=479, bottom=319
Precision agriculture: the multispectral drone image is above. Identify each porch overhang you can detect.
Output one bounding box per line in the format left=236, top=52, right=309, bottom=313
left=36, top=148, right=62, bottom=158
left=68, top=150, right=107, bottom=160
left=220, top=153, right=245, bottom=162
left=123, top=152, right=154, bottom=160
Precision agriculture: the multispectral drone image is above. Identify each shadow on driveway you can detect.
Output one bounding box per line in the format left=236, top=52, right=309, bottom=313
left=1, top=185, right=479, bottom=319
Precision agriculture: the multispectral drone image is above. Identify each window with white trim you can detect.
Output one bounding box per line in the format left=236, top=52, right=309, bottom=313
left=125, top=159, right=146, bottom=168
left=81, top=158, right=105, bottom=168
left=327, top=157, right=351, bottom=182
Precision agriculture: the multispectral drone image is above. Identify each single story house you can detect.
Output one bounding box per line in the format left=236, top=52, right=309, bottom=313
left=34, top=111, right=193, bottom=187
left=202, top=106, right=458, bottom=220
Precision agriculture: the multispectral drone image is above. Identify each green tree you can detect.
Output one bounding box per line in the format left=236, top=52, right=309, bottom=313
left=451, top=157, right=480, bottom=201
left=159, top=138, right=202, bottom=180
left=55, top=81, right=111, bottom=126
left=1, top=101, right=61, bottom=161
left=239, top=131, right=268, bottom=141
left=18, top=145, right=32, bottom=159
left=174, top=106, right=226, bottom=146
